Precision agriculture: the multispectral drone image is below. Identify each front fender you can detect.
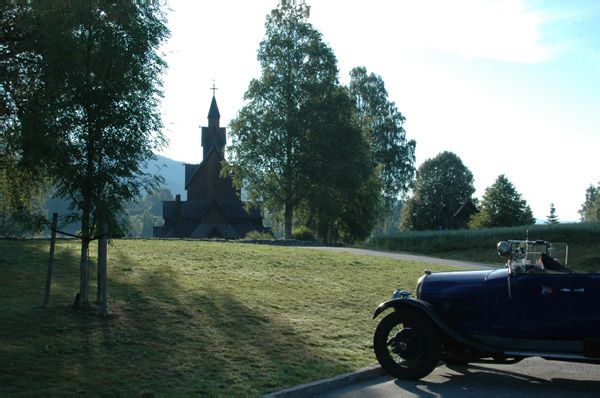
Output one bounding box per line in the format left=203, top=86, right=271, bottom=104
left=373, top=298, right=435, bottom=320
left=373, top=298, right=503, bottom=354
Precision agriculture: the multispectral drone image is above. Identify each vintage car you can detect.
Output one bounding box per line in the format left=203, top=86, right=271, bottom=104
left=373, top=240, right=600, bottom=380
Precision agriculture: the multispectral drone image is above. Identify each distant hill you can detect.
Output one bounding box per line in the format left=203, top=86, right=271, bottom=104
left=41, top=154, right=187, bottom=235
left=147, top=154, right=186, bottom=200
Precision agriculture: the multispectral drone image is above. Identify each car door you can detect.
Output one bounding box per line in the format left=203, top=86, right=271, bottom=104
left=511, top=273, right=573, bottom=338
left=570, top=273, right=600, bottom=336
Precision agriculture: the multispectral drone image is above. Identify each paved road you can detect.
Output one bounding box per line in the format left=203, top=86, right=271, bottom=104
left=303, top=246, right=501, bottom=270
left=317, top=357, right=600, bottom=397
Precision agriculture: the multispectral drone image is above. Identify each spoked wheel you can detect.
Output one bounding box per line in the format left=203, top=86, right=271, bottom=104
left=374, top=310, right=441, bottom=380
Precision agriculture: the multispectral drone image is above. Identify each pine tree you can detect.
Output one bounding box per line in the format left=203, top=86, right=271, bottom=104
left=546, top=203, right=560, bottom=225
left=469, top=174, right=535, bottom=229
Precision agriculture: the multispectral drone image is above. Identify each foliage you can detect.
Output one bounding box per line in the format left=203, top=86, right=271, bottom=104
left=2, top=3, right=169, bottom=306
left=1, top=6, right=51, bottom=233
left=349, top=66, right=416, bottom=212
left=127, top=187, right=175, bottom=217
left=145, top=187, right=175, bottom=217
left=291, top=225, right=317, bottom=241
left=400, top=151, right=475, bottom=231
left=227, top=4, right=378, bottom=243
left=546, top=203, right=560, bottom=225
left=370, top=200, right=404, bottom=237
left=227, top=4, right=338, bottom=239
left=0, top=239, right=455, bottom=394
left=126, top=187, right=173, bottom=237
left=297, top=86, right=381, bottom=244
left=243, top=230, right=275, bottom=240
left=469, top=174, right=535, bottom=229
left=0, top=153, right=48, bottom=236
left=578, top=182, right=599, bottom=222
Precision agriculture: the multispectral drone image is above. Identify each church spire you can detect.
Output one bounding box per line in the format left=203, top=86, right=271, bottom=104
left=208, top=81, right=220, bottom=127
left=208, top=95, right=220, bottom=123
left=202, top=92, right=226, bottom=159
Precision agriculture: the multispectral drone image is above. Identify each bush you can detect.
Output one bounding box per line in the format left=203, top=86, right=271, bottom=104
left=292, top=226, right=318, bottom=242
left=244, top=230, right=275, bottom=240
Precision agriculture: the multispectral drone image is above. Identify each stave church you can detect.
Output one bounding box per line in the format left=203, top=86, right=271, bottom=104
left=153, top=94, right=269, bottom=239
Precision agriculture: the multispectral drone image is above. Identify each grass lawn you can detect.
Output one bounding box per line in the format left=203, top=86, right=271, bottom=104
left=0, top=239, right=459, bottom=395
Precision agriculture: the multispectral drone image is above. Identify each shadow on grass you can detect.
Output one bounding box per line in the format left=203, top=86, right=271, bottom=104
left=0, top=240, right=346, bottom=394
left=103, top=247, right=344, bottom=394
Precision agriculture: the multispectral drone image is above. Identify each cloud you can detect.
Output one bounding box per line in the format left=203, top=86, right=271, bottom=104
left=394, top=0, right=552, bottom=63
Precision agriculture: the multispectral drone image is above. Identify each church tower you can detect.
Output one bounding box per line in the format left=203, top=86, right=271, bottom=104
left=154, top=92, right=270, bottom=239
left=201, top=95, right=227, bottom=160
left=186, top=94, right=233, bottom=201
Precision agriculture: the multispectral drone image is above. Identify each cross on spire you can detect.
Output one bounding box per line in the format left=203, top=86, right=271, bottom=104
left=210, top=80, right=218, bottom=97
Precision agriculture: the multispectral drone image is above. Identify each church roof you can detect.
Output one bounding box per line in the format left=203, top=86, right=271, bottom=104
left=161, top=199, right=263, bottom=220
left=184, top=146, right=226, bottom=190
left=208, top=96, right=220, bottom=119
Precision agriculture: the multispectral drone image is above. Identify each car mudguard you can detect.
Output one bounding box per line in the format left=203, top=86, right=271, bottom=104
left=373, top=298, right=503, bottom=355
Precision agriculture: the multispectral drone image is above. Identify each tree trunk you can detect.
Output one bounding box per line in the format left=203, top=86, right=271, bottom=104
left=284, top=199, right=293, bottom=240
left=43, top=212, right=58, bottom=307
left=98, top=222, right=108, bottom=316
left=76, top=211, right=92, bottom=309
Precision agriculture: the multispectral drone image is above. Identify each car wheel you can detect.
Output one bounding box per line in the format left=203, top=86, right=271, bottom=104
left=374, top=310, right=441, bottom=380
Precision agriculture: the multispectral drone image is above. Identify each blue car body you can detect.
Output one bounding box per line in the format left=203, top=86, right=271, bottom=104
left=417, top=268, right=600, bottom=340
left=373, top=240, right=600, bottom=379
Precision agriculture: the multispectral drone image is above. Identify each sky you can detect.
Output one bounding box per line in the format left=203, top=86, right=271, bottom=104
left=157, top=0, right=600, bottom=223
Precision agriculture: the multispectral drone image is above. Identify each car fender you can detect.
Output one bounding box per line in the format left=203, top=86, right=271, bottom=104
left=373, top=298, right=503, bottom=354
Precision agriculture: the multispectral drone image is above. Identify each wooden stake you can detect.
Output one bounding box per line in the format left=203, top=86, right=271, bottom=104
left=43, top=213, right=58, bottom=307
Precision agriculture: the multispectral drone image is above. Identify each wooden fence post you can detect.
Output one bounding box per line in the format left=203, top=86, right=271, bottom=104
left=43, top=213, right=58, bottom=307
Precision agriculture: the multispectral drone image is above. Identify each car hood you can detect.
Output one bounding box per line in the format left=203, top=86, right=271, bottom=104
left=417, top=269, right=507, bottom=327
left=418, top=269, right=503, bottom=299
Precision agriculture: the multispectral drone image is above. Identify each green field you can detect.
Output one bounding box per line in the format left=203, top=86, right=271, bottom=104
left=0, top=239, right=457, bottom=395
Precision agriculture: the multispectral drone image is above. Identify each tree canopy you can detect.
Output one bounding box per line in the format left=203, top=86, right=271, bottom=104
left=1, top=5, right=52, bottom=233
left=297, top=86, right=381, bottom=243
left=227, top=4, right=379, bottom=242
left=349, top=66, right=416, bottom=212
left=400, top=151, right=475, bottom=231
left=469, top=174, right=535, bottom=228
left=2, top=3, right=169, bottom=307
left=579, top=183, right=599, bottom=222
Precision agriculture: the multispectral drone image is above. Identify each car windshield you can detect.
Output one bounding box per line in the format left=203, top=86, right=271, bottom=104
left=508, top=240, right=569, bottom=274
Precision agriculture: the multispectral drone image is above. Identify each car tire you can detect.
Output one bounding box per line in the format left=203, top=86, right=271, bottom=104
left=374, top=310, right=441, bottom=380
